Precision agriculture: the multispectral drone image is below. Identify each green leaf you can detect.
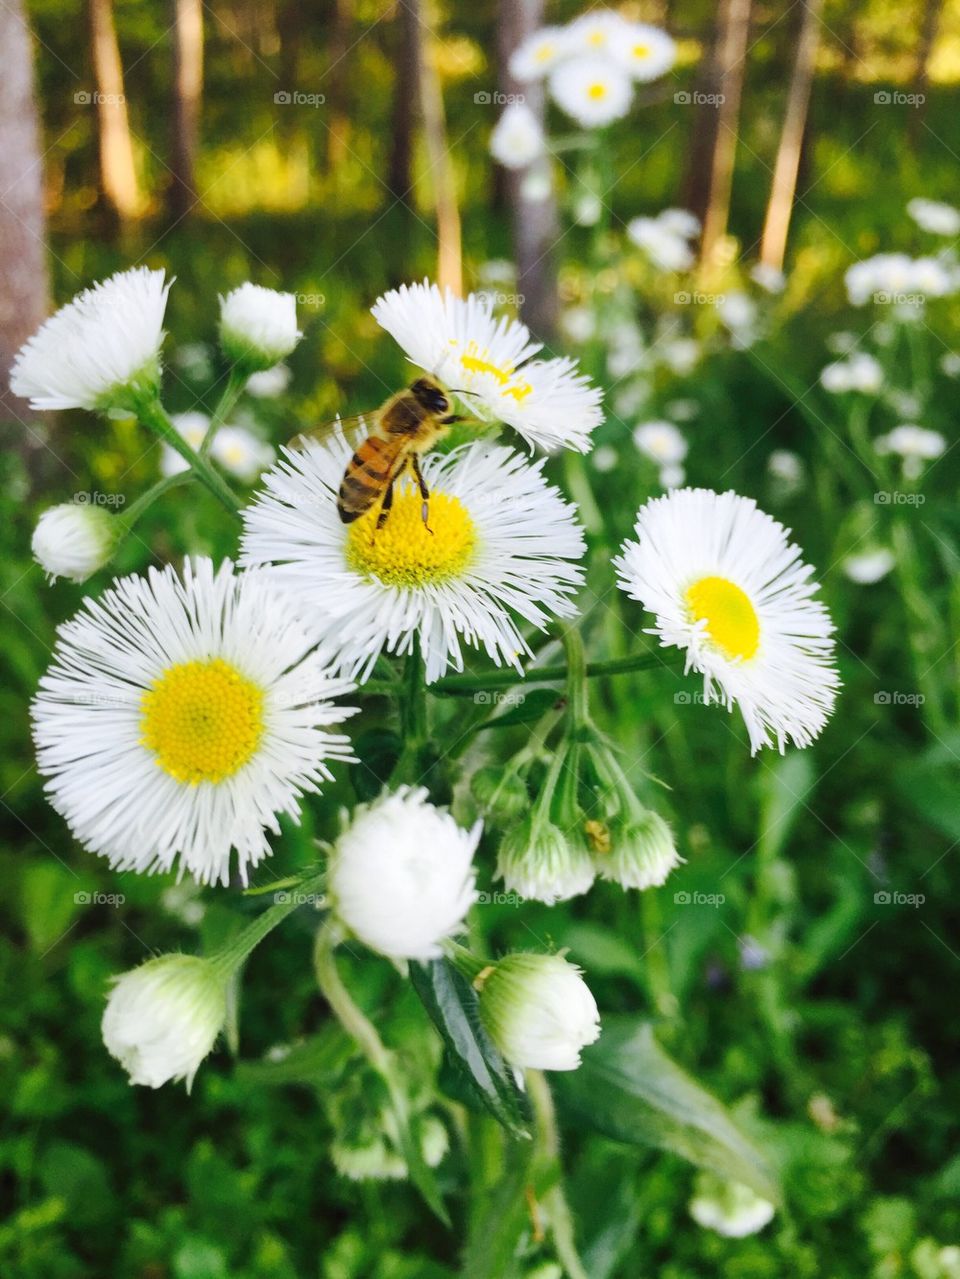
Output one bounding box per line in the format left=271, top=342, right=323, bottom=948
left=409, top=958, right=532, bottom=1140
left=474, top=686, right=561, bottom=730
left=556, top=1017, right=782, bottom=1205
left=757, top=751, right=816, bottom=861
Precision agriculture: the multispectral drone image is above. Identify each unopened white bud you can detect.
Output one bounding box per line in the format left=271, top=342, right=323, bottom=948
left=32, top=502, right=119, bottom=583
left=219, top=283, right=301, bottom=371
left=477, top=952, right=600, bottom=1071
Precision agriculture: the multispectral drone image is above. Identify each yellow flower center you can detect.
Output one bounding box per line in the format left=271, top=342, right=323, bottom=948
left=452, top=339, right=533, bottom=403
left=140, top=658, right=265, bottom=784
left=633, top=42, right=650, bottom=58
left=534, top=43, right=555, bottom=62
left=587, top=81, right=609, bottom=100
left=587, top=30, right=606, bottom=46
left=685, top=575, right=760, bottom=661
left=346, top=490, right=477, bottom=588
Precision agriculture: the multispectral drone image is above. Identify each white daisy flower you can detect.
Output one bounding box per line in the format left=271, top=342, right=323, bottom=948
left=32, top=502, right=120, bottom=584
left=615, top=488, right=839, bottom=754
left=610, top=22, right=677, bottom=82
left=627, top=217, right=694, bottom=271
left=371, top=281, right=603, bottom=453
left=843, top=548, right=895, bottom=585
left=32, top=558, right=356, bottom=886
left=489, top=102, right=545, bottom=170
left=245, top=363, right=292, bottom=398
left=750, top=262, right=787, bottom=293
left=566, top=10, right=632, bottom=57
left=548, top=55, right=634, bottom=128
left=328, top=787, right=480, bottom=960
left=875, top=423, right=946, bottom=479
left=660, top=337, right=701, bottom=375
left=632, top=420, right=688, bottom=466
left=219, top=283, right=302, bottom=371
left=210, top=425, right=276, bottom=484
left=11, top=267, right=171, bottom=412
left=820, top=352, right=883, bottom=395
left=508, top=26, right=570, bottom=82
left=239, top=440, right=586, bottom=684
left=657, top=207, right=701, bottom=240
left=907, top=197, right=960, bottom=237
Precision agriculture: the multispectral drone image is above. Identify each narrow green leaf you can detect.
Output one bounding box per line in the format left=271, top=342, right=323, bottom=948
left=410, top=958, right=532, bottom=1140
left=557, top=1017, right=782, bottom=1205
left=758, top=750, right=816, bottom=861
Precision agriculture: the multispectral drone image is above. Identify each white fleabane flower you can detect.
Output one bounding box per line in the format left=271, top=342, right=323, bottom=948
left=610, top=22, right=677, bottom=81
left=219, top=283, right=302, bottom=371
left=717, top=291, right=757, bottom=341
left=477, top=952, right=601, bottom=1071
left=907, top=197, right=960, bottom=237
left=32, top=558, right=355, bottom=886
left=210, top=425, right=276, bottom=484
left=632, top=420, right=688, bottom=466
left=627, top=217, right=694, bottom=271
left=660, top=337, right=701, bottom=375
left=11, top=267, right=171, bottom=412
left=615, top=488, right=839, bottom=754
left=328, top=787, right=479, bottom=960
left=843, top=548, right=895, bottom=584
left=657, top=207, right=701, bottom=240
left=940, top=351, right=960, bottom=378
left=371, top=281, right=603, bottom=452
left=240, top=440, right=585, bottom=684
left=659, top=464, right=685, bottom=489
left=566, top=10, right=631, bottom=56
left=689, top=1173, right=776, bottom=1238
left=245, top=363, right=292, bottom=397
left=509, top=26, right=570, bottom=82
left=548, top=55, right=634, bottom=128
left=876, top=423, right=946, bottom=479
left=489, top=102, right=545, bottom=170
left=101, top=954, right=227, bottom=1090
left=820, top=352, right=882, bottom=395
left=32, top=503, right=120, bottom=584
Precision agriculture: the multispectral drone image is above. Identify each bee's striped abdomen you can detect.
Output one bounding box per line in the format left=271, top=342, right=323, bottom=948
left=337, top=435, right=404, bottom=524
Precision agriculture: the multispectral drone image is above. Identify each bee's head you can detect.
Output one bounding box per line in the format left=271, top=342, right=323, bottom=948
left=410, top=377, right=449, bottom=415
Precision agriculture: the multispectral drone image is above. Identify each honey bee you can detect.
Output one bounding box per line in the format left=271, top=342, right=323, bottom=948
left=290, top=376, right=464, bottom=532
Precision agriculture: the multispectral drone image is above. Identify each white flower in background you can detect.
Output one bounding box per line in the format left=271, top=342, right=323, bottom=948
left=615, top=488, right=839, bottom=754
left=659, top=464, right=685, bottom=489
left=843, top=548, right=895, bottom=584
left=572, top=190, right=603, bottom=225
left=328, top=788, right=479, bottom=960
left=560, top=305, right=596, bottom=344
left=627, top=216, right=694, bottom=271
left=32, top=503, right=119, bottom=584
left=885, top=389, right=923, bottom=419
left=549, top=55, right=634, bottom=128
left=666, top=397, right=700, bottom=421
left=566, top=10, right=631, bottom=56
left=716, top=291, right=758, bottom=345
left=210, top=426, right=276, bottom=484
left=750, top=262, right=787, bottom=293
left=910, top=255, right=954, bottom=298
left=477, top=258, right=516, bottom=286
left=907, top=197, right=960, bottom=237
left=174, top=342, right=215, bottom=382
left=876, top=423, right=946, bottom=479
left=767, top=449, right=806, bottom=495
left=657, top=208, right=701, bottom=240
left=32, top=558, right=355, bottom=886
left=826, top=330, right=859, bottom=355
left=509, top=26, right=570, bottom=81
left=497, top=816, right=596, bottom=904
left=476, top=952, right=601, bottom=1071
left=660, top=337, right=701, bottom=376
left=240, top=440, right=585, bottom=684
left=591, top=444, right=618, bottom=473
left=11, top=267, right=171, bottom=412
left=219, top=283, right=302, bottom=371
left=596, top=809, right=681, bottom=890
left=521, top=165, right=555, bottom=205
left=245, top=363, right=292, bottom=397
left=820, top=352, right=883, bottom=395
left=842, top=252, right=957, bottom=306
left=940, top=351, right=960, bottom=377
left=101, top=954, right=227, bottom=1090
left=610, top=22, right=677, bottom=82
left=371, top=281, right=603, bottom=452
left=606, top=322, right=646, bottom=379
left=689, top=1172, right=776, bottom=1238
left=489, top=102, right=545, bottom=170
left=161, top=410, right=208, bottom=476
left=632, top=420, right=688, bottom=467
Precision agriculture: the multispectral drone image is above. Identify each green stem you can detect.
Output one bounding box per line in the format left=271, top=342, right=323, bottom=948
left=313, top=919, right=391, bottom=1071
left=561, top=626, right=589, bottom=730
left=426, top=651, right=666, bottom=697
left=393, top=639, right=429, bottom=783
left=210, top=869, right=326, bottom=980
left=117, top=471, right=194, bottom=535
left=199, top=367, right=249, bottom=458
left=527, top=1070, right=589, bottom=1279
left=443, top=940, right=489, bottom=985
left=132, top=394, right=243, bottom=514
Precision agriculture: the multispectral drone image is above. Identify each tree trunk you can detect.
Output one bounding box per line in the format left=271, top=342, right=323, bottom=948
left=413, top=0, right=462, bottom=294
left=909, top=0, right=944, bottom=142
left=168, top=0, right=204, bottom=221
left=0, top=0, right=49, bottom=424
left=89, top=0, right=142, bottom=224
left=497, top=0, right=559, bottom=343
left=699, top=0, right=752, bottom=269
left=387, top=0, right=419, bottom=203
left=759, top=0, right=823, bottom=271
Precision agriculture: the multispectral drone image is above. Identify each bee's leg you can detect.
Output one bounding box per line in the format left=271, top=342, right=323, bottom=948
left=441, top=413, right=465, bottom=425
left=375, top=474, right=396, bottom=533
left=411, top=454, right=433, bottom=534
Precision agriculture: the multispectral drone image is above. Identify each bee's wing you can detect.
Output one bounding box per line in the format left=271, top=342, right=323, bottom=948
left=287, top=412, right=375, bottom=452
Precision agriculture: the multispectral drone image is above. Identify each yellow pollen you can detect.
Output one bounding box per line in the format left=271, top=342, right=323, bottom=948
left=633, top=43, right=650, bottom=58
left=455, top=340, right=534, bottom=404
left=346, top=491, right=477, bottom=588
left=587, top=82, right=609, bottom=100
left=140, top=658, right=264, bottom=784
left=587, top=31, right=606, bottom=46
left=685, top=576, right=760, bottom=662
left=534, top=43, right=555, bottom=62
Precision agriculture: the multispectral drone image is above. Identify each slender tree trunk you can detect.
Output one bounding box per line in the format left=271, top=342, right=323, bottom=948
left=388, top=0, right=418, bottom=202
left=699, top=0, right=752, bottom=269
left=168, top=0, right=203, bottom=221
left=497, top=0, right=558, bottom=342
left=0, top=0, right=49, bottom=424
left=89, top=0, right=142, bottom=224
left=412, top=0, right=462, bottom=294
left=759, top=0, right=823, bottom=271
left=682, top=11, right=723, bottom=226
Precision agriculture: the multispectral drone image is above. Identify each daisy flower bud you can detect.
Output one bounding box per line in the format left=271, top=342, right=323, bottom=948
left=596, top=807, right=682, bottom=891
left=327, top=787, right=480, bottom=960
left=496, top=813, right=595, bottom=904
left=32, top=502, right=120, bottom=584
left=477, top=952, right=601, bottom=1071
left=688, top=1172, right=776, bottom=1237
left=11, top=267, right=171, bottom=413
left=219, top=283, right=302, bottom=372
left=101, top=953, right=227, bottom=1090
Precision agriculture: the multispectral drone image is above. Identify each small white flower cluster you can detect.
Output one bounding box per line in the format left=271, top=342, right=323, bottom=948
left=907, top=196, right=960, bottom=237
left=845, top=251, right=958, bottom=307
left=632, top=419, right=688, bottom=488
left=509, top=9, right=676, bottom=129
left=820, top=351, right=883, bottom=395
left=875, top=423, right=946, bottom=479
left=163, top=411, right=275, bottom=484
left=627, top=208, right=701, bottom=272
